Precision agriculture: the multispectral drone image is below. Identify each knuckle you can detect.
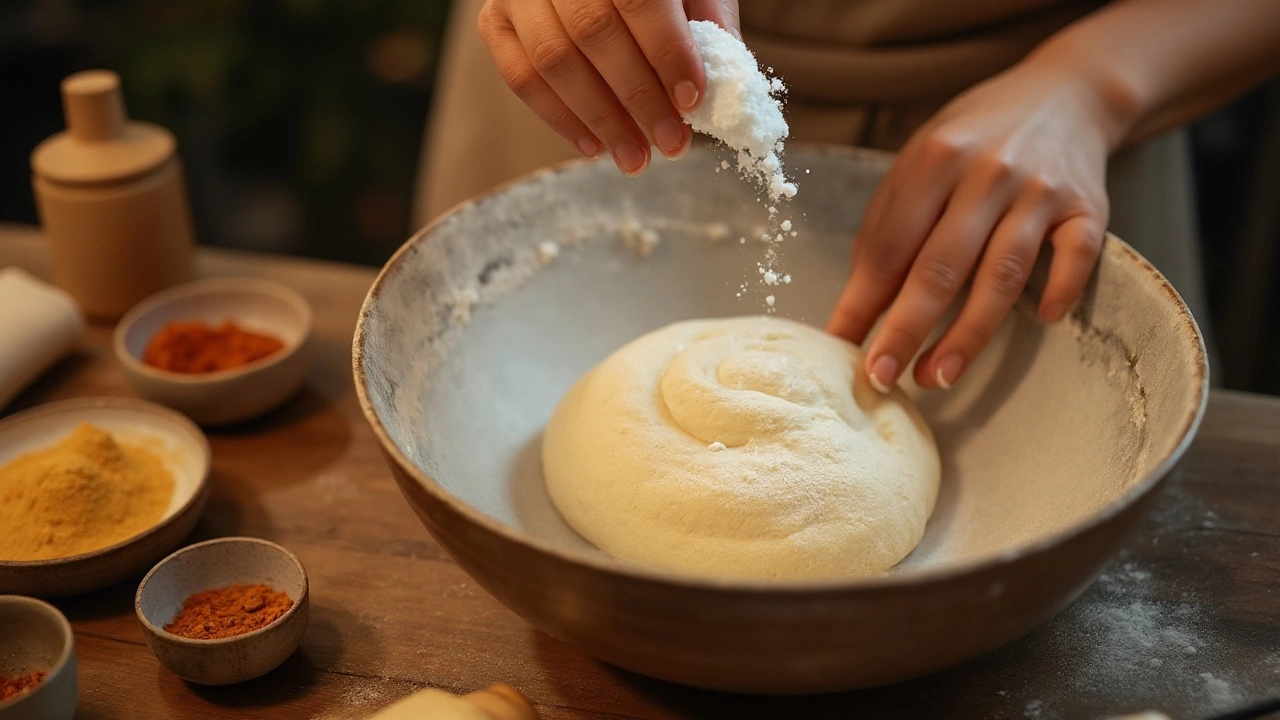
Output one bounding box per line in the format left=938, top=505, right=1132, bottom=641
left=880, top=324, right=926, bottom=354
left=614, top=0, right=656, bottom=14
left=958, top=318, right=997, bottom=350
left=917, top=256, right=964, bottom=298
left=618, top=81, right=663, bottom=113
left=503, top=65, right=542, bottom=100
left=565, top=4, right=619, bottom=47
left=530, top=36, right=577, bottom=77
left=476, top=4, right=504, bottom=43
left=986, top=253, right=1029, bottom=297
left=861, top=237, right=909, bottom=278
left=919, top=133, right=964, bottom=167
left=973, top=153, right=1015, bottom=185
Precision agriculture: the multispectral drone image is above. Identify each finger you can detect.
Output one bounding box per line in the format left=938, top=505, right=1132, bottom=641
left=829, top=138, right=965, bottom=348
left=478, top=5, right=604, bottom=158
left=554, top=0, right=690, bottom=159
left=510, top=0, right=651, bottom=175
left=914, top=202, right=1052, bottom=389
left=685, top=0, right=742, bottom=39
left=865, top=156, right=1019, bottom=391
left=1039, top=214, right=1106, bottom=322
left=611, top=0, right=706, bottom=116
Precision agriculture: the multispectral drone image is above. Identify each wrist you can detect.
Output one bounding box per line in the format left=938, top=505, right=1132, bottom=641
left=1018, top=36, right=1146, bottom=152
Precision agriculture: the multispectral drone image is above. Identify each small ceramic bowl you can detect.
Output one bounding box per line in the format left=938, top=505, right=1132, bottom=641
left=113, top=276, right=313, bottom=426
left=135, top=537, right=309, bottom=685
left=0, top=595, right=77, bottom=720
left=0, top=397, right=211, bottom=597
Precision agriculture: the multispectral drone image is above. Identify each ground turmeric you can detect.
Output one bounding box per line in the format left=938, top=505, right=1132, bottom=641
left=0, top=422, right=174, bottom=561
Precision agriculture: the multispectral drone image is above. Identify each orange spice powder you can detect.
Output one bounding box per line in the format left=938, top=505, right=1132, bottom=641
left=0, top=670, right=47, bottom=702
left=143, top=320, right=284, bottom=374
left=163, top=583, right=293, bottom=640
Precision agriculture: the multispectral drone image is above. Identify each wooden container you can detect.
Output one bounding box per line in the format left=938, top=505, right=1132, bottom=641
left=31, top=69, right=196, bottom=320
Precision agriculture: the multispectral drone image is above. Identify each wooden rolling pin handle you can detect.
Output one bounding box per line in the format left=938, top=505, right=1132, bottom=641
left=463, top=683, right=540, bottom=720
left=61, top=69, right=127, bottom=142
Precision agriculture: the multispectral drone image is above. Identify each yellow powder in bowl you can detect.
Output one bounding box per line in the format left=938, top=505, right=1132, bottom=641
left=0, top=422, right=175, bottom=561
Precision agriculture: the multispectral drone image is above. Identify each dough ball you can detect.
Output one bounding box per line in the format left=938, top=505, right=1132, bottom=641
left=542, top=316, right=940, bottom=580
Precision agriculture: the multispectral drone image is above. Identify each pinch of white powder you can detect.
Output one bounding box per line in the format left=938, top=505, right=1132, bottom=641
left=682, top=20, right=796, bottom=201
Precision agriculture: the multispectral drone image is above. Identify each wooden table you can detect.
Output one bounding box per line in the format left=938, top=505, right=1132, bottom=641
left=2, top=223, right=1278, bottom=720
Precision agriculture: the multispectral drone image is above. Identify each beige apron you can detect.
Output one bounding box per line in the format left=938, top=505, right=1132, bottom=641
left=414, top=0, right=1214, bottom=356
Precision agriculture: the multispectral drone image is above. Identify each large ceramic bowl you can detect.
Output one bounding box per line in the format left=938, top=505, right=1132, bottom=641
left=353, top=145, right=1208, bottom=693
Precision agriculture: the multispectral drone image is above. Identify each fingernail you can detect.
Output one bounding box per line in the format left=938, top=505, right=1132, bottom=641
left=613, top=141, right=647, bottom=176
left=935, top=354, right=963, bottom=389
left=674, top=80, right=699, bottom=111
left=1042, top=302, right=1067, bottom=323
left=577, top=136, right=603, bottom=158
left=868, top=355, right=898, bottom=394
left=654, top=117, right=685, bottom=158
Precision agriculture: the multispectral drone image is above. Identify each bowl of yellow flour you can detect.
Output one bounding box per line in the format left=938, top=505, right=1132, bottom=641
left=354, top=144, right=1207, bottom=693
left=0, top=397, right=210, bottom=597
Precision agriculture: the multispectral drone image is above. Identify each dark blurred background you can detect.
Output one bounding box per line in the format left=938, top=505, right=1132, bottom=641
left=1, top=0, right=1278, bottom=395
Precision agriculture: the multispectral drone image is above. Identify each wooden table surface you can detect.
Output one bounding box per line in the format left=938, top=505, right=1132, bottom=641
left=2, top=223, right=1278, bottom=720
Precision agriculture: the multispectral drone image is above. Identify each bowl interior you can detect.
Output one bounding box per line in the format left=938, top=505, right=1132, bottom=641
left=137, top=539, right=306, bottom=636
left=119, top=279, right=309, bottom=371
left=358, top=146, right=1206, bottom=580
left=0, top=597, right=71, bottom=680
left=0, top=399, right=208, bottom=524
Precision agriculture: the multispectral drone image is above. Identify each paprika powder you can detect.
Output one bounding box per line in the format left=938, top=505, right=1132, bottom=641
left=0, top=670, right=46, bottom=702
left=143, top=320, right=285, bottom=374
left=164, top=583, right=293, bottom=640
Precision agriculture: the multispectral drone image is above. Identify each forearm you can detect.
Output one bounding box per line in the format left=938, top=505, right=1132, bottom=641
left=1023, top=0, right=1280, bottom=149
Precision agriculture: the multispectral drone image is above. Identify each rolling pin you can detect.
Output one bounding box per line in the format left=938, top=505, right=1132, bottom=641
left=364, top=683, right=538, bottom=720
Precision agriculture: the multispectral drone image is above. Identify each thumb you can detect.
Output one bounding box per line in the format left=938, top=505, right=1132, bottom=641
left=685, top=0, right=741, bottom=40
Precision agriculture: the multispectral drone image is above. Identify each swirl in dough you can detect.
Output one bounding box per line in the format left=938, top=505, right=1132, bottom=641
left=543, top=316, right=940, bottom=580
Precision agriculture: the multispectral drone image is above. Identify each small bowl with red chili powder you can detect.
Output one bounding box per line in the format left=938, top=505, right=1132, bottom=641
left=0, top=595, right=76, bottom=719
left=113, top=277, right=312, bottom=426
left=135, top=537, right=309, bottom=685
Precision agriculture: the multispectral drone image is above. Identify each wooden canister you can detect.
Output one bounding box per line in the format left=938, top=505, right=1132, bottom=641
left=31, top=69, right=196, bottom=320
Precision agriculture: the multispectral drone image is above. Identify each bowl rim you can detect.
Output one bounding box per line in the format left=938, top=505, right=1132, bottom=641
left=112, top=276, right=314, bottom=384
left=133, top=536, right=309, bottom=647
left=0, top=396, right=212, bottom=569
left=351, top=142, right=1210, bottom=593
left=0, top=594, right=75, bottom=709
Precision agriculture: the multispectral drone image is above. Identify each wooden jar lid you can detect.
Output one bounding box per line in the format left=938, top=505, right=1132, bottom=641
left=31, top=69, right=174, bottom=185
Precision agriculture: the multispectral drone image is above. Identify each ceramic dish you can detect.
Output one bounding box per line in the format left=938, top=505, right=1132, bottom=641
left=135, top=537, right=309, bottom=685
left=0, top=397, right=210, bottom=597
left=353, top=145, right=1208, bottom=693
left=113, top=276, right=312, bottom=426
left=0, top=596, right=76, bottom=719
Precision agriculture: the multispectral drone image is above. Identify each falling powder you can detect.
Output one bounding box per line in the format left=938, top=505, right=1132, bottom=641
left=682, top=19, right=799, bottom=312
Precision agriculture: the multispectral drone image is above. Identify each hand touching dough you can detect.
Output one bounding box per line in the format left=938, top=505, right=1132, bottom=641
left=543, top=316, right=940, bottom=580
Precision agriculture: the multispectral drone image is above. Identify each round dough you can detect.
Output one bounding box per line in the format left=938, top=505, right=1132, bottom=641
left=542, top=315, right=940, bottom=580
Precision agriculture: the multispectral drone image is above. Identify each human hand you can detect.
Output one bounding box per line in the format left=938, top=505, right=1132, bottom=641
left=827, top=62, right=1126, bottom=392
left=478, top=0, right=741, bottom=177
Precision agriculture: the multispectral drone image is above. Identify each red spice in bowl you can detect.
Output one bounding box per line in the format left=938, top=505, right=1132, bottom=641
left=143, top=321, right=284, bottom=374
left=164, top=583, right=293, bottom=640
left=0, top=670, right=47, bottom=702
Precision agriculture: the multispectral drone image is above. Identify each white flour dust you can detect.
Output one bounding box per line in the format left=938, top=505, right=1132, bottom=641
left=682, top=19, right=799, bottom=312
